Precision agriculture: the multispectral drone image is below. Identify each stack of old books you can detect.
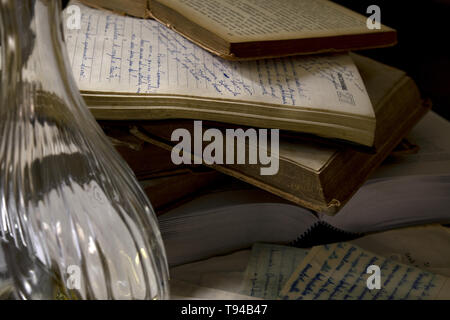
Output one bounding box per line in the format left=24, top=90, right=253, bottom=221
left=65, top=1, right=450, bottom=266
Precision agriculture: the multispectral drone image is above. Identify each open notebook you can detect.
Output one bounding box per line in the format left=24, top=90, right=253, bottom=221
left=65, top=2, right=376, bottom=146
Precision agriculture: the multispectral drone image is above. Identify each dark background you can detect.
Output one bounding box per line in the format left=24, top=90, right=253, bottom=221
left=61, top=0, right=450, bottom=120
left=333, top=0, right=450, bottom=121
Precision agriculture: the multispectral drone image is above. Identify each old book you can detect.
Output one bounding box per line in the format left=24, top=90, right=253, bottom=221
left=67, top=3, right=378, bottom=146
left=79, top=0, right=397, bottom=60
left=117, top=54, right=430, bottom=213
left=102, top=124, right=189, bottom=179
left=140, top=170, right=226, bottom=213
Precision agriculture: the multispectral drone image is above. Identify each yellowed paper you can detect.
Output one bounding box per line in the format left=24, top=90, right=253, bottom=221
left=65, top=2, right=374, bottom=118
left=157, top=0, right=389, bottom=42
left=352, top=225, right=450, bottom=277
left=280, top=242, right=450, bottom=300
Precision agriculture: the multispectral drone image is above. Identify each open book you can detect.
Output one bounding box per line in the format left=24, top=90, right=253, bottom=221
left=66, top=2, right=377, bottom=146
left=159, top=175, right=450, bottom=266
left=79, top=0, right=397, bottom=60
left=108, top=54, right=429, bottom=213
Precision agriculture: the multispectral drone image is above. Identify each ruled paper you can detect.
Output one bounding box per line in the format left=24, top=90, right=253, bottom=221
left=241, top=243, right=309, bottom=299
left=64, top=2, right=374, bottom=116
left=280, top=242, right=450, bottom=300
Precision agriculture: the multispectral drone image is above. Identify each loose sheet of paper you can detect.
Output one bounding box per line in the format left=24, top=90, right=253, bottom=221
left=64, top=2, right=373, bottom=117
left=280, top=242, right=450, bottom=300
left=241, top=243, right=309, bottom=299
left=352, top=225, right=450, bottom=277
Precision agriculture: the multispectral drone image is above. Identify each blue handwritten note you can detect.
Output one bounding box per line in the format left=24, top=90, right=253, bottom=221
left=241, top=243, right=309, bottom=299
left=64, top=2, right=373, bottom=116
left=280, top=242, right=450, bottom=300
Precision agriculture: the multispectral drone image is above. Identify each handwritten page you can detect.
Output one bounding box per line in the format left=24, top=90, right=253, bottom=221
left=241, top=243, right=309, bottom=299
left=64, top=2, right=373, bottom=117
left=280, top=242, right=450, bottom=300
left=158, top=0, right=373, bottom=41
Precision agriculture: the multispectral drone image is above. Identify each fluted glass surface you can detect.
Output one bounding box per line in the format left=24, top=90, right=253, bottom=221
left=0, top=0, right=169, bottom=299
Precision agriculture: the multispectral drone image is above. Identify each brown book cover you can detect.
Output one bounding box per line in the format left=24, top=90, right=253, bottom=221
left=79, top=0, right=151, bottom=18
left=103, top=124, right=227, bottom=213
left=140, top=170, right=226, bottom=213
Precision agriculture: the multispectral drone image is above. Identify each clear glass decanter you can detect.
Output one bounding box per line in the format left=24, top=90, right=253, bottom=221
left=0, top=0, right=169, bottom=299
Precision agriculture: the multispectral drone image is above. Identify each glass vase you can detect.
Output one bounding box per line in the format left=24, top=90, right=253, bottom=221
left=0, top=0, right=169, bottom=299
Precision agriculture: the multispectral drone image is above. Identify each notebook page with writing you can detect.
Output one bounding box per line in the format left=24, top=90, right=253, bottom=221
left=64, top=2, right=374, bottom=118
left=280, top=242, right=450, bottom=300
left=241, top=243, right=309, bottom=299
